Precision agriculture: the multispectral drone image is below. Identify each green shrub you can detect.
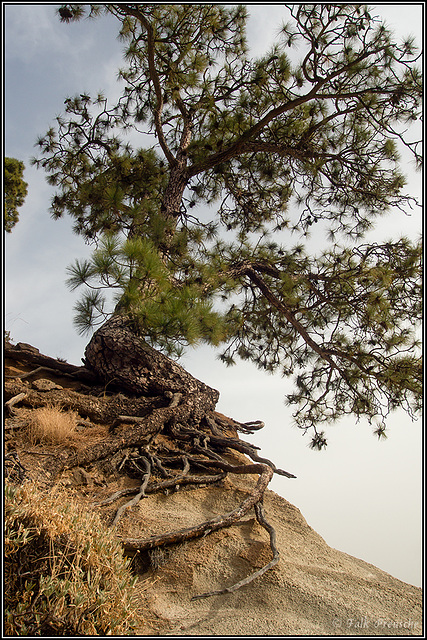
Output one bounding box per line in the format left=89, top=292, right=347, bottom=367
left=4, top=481, right=139, bottom=635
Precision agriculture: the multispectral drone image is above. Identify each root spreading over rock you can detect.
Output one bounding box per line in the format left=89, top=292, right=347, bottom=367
left=5, top=338, right=295, bottom=600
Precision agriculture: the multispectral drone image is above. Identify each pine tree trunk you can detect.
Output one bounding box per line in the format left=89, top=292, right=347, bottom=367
left=83, top=314, right=219, bottom=409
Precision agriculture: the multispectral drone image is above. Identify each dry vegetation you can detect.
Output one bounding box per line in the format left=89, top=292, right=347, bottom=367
left=4, top=480, right=140, bottom=636
left=25, top=405, right=79, bottom=445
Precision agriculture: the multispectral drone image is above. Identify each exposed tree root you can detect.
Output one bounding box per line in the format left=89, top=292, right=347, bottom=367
left=5, top=340, right=296, bottom=599
left=4, top=342, right=97, bottom=383
left=191, top=501, right=280, bottom=599
left=112, top=456, right=151, bottom=526
left=120, top=461, right=274, bottom=552
left=5, top=392, right=27, bottom=417
left=4, top=379, right=166, bottom=425
left=94, top=469, right=227, bottom=507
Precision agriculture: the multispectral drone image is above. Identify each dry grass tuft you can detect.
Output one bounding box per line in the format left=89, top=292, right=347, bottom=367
left=26, top=405, right=78, bottom=445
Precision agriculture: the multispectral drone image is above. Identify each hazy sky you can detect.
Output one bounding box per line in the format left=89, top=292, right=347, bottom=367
left=4, top=4, right=423, bottom=587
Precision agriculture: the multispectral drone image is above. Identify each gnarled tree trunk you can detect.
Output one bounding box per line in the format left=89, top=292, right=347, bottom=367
left=84, top=314, right=219, bottom=408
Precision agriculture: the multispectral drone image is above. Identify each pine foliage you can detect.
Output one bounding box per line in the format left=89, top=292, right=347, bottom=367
left=33, top=4, right=422, bottom=445
left=4, top=157, right=28, bottom=232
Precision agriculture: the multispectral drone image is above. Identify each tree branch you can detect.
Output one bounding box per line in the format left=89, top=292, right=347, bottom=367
left=188, top=41, right=390, bottom=177
left=243, top=267, right=339, bottom=371
left=118, top=5, right=176, bottom=166
left=188, top=83, right=325, bottom=176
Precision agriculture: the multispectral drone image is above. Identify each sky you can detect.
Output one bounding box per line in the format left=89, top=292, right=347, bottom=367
left=3, top=4, right=423, bottom=588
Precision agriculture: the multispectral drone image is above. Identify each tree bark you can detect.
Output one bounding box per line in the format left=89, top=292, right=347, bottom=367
left=84, top=314, right=219, bottom=406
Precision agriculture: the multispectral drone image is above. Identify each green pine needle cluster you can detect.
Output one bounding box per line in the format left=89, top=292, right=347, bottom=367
left=4, top=157, right=28, bottom=233
left=67, top=233, right=229, bottom=357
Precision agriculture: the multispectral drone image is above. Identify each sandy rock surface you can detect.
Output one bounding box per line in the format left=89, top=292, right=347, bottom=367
left=129, top=475, right=422, bottom=636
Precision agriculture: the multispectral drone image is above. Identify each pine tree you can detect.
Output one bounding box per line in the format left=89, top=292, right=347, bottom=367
left=33, top=4, right=422, bottom=448
left=4, top=157, right=28, bottom=232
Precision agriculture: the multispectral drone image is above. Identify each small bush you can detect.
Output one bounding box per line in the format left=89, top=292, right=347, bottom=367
left=26, top=406, right=78, bottom=445
left=4, top=481, right=139, bottom=636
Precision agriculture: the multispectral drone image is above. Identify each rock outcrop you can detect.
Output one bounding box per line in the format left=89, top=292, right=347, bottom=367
left=4, top=342, right=422, bottom=636
left=125, top=473, right=422, bottom=636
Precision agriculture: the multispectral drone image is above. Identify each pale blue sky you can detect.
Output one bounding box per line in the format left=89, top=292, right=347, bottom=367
left=4, top=4, right=423, bottom=587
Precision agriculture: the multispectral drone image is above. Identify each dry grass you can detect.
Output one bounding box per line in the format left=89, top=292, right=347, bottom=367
left=26, top=405, right=78, bottom=445
left=4, top=480, right=141, bottom=636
